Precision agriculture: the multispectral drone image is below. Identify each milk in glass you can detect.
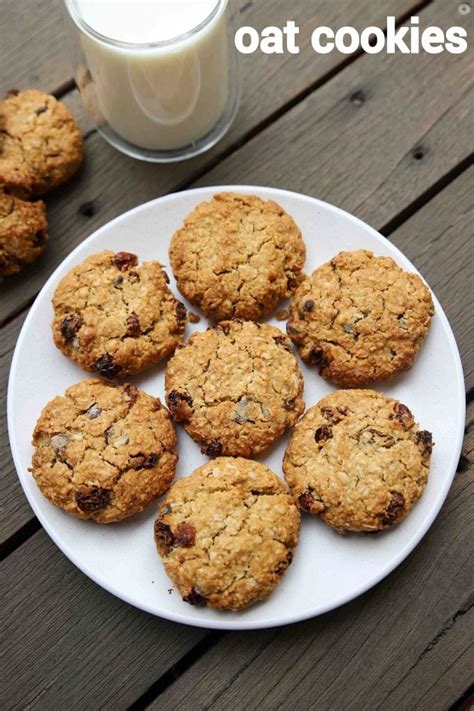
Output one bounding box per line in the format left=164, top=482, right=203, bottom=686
left=72, top=0, right=230, bottom=150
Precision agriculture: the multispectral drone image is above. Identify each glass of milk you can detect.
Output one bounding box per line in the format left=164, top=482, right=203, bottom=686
left=64, top=0, right=240, bottom=162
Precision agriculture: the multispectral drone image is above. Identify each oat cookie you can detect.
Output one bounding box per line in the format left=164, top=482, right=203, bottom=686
left=154, top=457, right=300, bottom=610
left=0, top=89, right=83, bottom=195
left=31, top=379, right=178, bottom=523
left=165, top=320, right=304, bottom=457
left=52, top=251, right=187, bottom=378
left=283, top=389, right=433, bottom=533
left=0, top=190, right=48, bottom=279
left=287, top=250, right=434, bottom=387
left=169, top=193, right=306, bottom=322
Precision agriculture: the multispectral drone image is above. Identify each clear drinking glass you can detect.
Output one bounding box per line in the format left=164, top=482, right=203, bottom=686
left=63, top=0, right=240, bottom=162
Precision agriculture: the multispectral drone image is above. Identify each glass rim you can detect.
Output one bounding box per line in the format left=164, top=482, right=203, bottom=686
left=64, top=0, right=226, bottom=50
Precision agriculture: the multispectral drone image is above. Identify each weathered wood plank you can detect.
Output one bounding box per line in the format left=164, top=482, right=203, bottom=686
left=390, top=168, right=473, bottom=389
left=147, top=469, right=473, bottom=711
left=195, top=4, right=473, bottom=232
left=0, top=311, right=29, bottom=541
left=0, top=0, right=470, bottom=324
left=0, top=0, right=72, bottom=96
left=1, top=530, right=206, bottom=710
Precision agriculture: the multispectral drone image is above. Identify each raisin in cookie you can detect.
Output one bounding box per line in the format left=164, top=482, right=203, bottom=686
left=287, top=250, right=434, bottom=387
left=283, top=390, right=433, bottom=533
left=0, top=89, right=83, bottom=196
left=165, top=320, right=304, bottom=457
left=31, top=379, right=177, bottom=523
left=0, top=190, right=48, bottom=279
left=169, top=193, right=306, bottom=321
left=154, top=457, right=300, bottom=611
left=52, top=251, right=187, bottom=378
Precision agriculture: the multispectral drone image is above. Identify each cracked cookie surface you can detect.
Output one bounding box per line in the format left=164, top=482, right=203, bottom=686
left=165, top=320, right=304, bottom=457
left=169, top=193, right=306, bottom=322
left=52, top=250, right=187, bottom=378
left=287, top=250, right=434, bottom=387
left=31, top=379, right=178, bottom=523
left=0, top=89, right=83, bottom=196
left=154, top=457, right=300, bottom=611
left=0, top=190, right=48, bottom=279
left=283, top=389, right=433, bottom=533
left=31, top=380, right=178, bottom=523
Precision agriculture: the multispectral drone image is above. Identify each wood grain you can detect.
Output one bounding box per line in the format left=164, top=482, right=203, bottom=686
left=0, top=311, right=28, bottom=541
left=0, top=0, right=470, bottom=325
left=389, top=168, right=473, bottom=389
left=0, top=0, right=72, bottom=96
left=1, top=530, right=206, bottom=710
left=148, top=468, right=473, bottom=711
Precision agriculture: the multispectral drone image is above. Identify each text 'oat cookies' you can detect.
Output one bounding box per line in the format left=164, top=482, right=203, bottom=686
left=169, top=192, right=306, bottom=322
left=283, top=389, right=433, bottom=533
left=31, top=379, right=178, bottom=523
left=165, top=320, right=304, bottom=458
left=52, top=250, right=187, bottom=378
left=154, top=457, right=300, bottom=611
left=0, top=191, right=47, bottom=280
left=0, top=89, right=83, bottom=196
left=287, top=250, right=434, bottom=387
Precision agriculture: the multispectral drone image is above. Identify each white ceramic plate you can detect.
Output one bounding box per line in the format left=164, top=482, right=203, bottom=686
left=8, top=186, right=465, bottom=630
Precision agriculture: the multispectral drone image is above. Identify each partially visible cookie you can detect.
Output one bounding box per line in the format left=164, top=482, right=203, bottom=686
left=52, top=251, right=187, bottom=378
left=154, top=457, right=300, bottom=611
left=283, top=389, right=433, bottom=533
left=165, top=320, right=304, bottom=457
left=0, top=89, right=83, bottom=195
left=169, top=193, right=306, bottom=322
left=0, top=190, right=48, bottom=279
left=287, top=250, right=434, bottom=387
left=31, top=379, right=178, bottom=523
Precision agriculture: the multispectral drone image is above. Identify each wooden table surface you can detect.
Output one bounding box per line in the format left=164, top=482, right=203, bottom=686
left=1, top=1, right=473, bottom=709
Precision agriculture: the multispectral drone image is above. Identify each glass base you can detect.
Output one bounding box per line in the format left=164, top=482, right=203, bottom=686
left=95, top=93, right=239, bottom=163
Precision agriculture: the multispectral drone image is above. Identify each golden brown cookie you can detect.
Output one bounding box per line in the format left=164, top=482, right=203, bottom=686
left=154, top=457, right=300, bottom=611
left=169, top=193, right=306, bottom=322
left=0, top=190, right=48, bottom=279
left=283, top=390, right=433, bottom=533
left=0, top=89, right=83, bottom=196
left=165, top=320, right=304, bottom=457
left=31, top=379, right=178, bottom=523
left=287, top=250, right=434, bottom=387
left=52, top=251, right=187, bottom=378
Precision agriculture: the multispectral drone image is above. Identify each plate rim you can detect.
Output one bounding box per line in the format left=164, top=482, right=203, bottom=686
left=7, top=185, right=466, bottom=630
